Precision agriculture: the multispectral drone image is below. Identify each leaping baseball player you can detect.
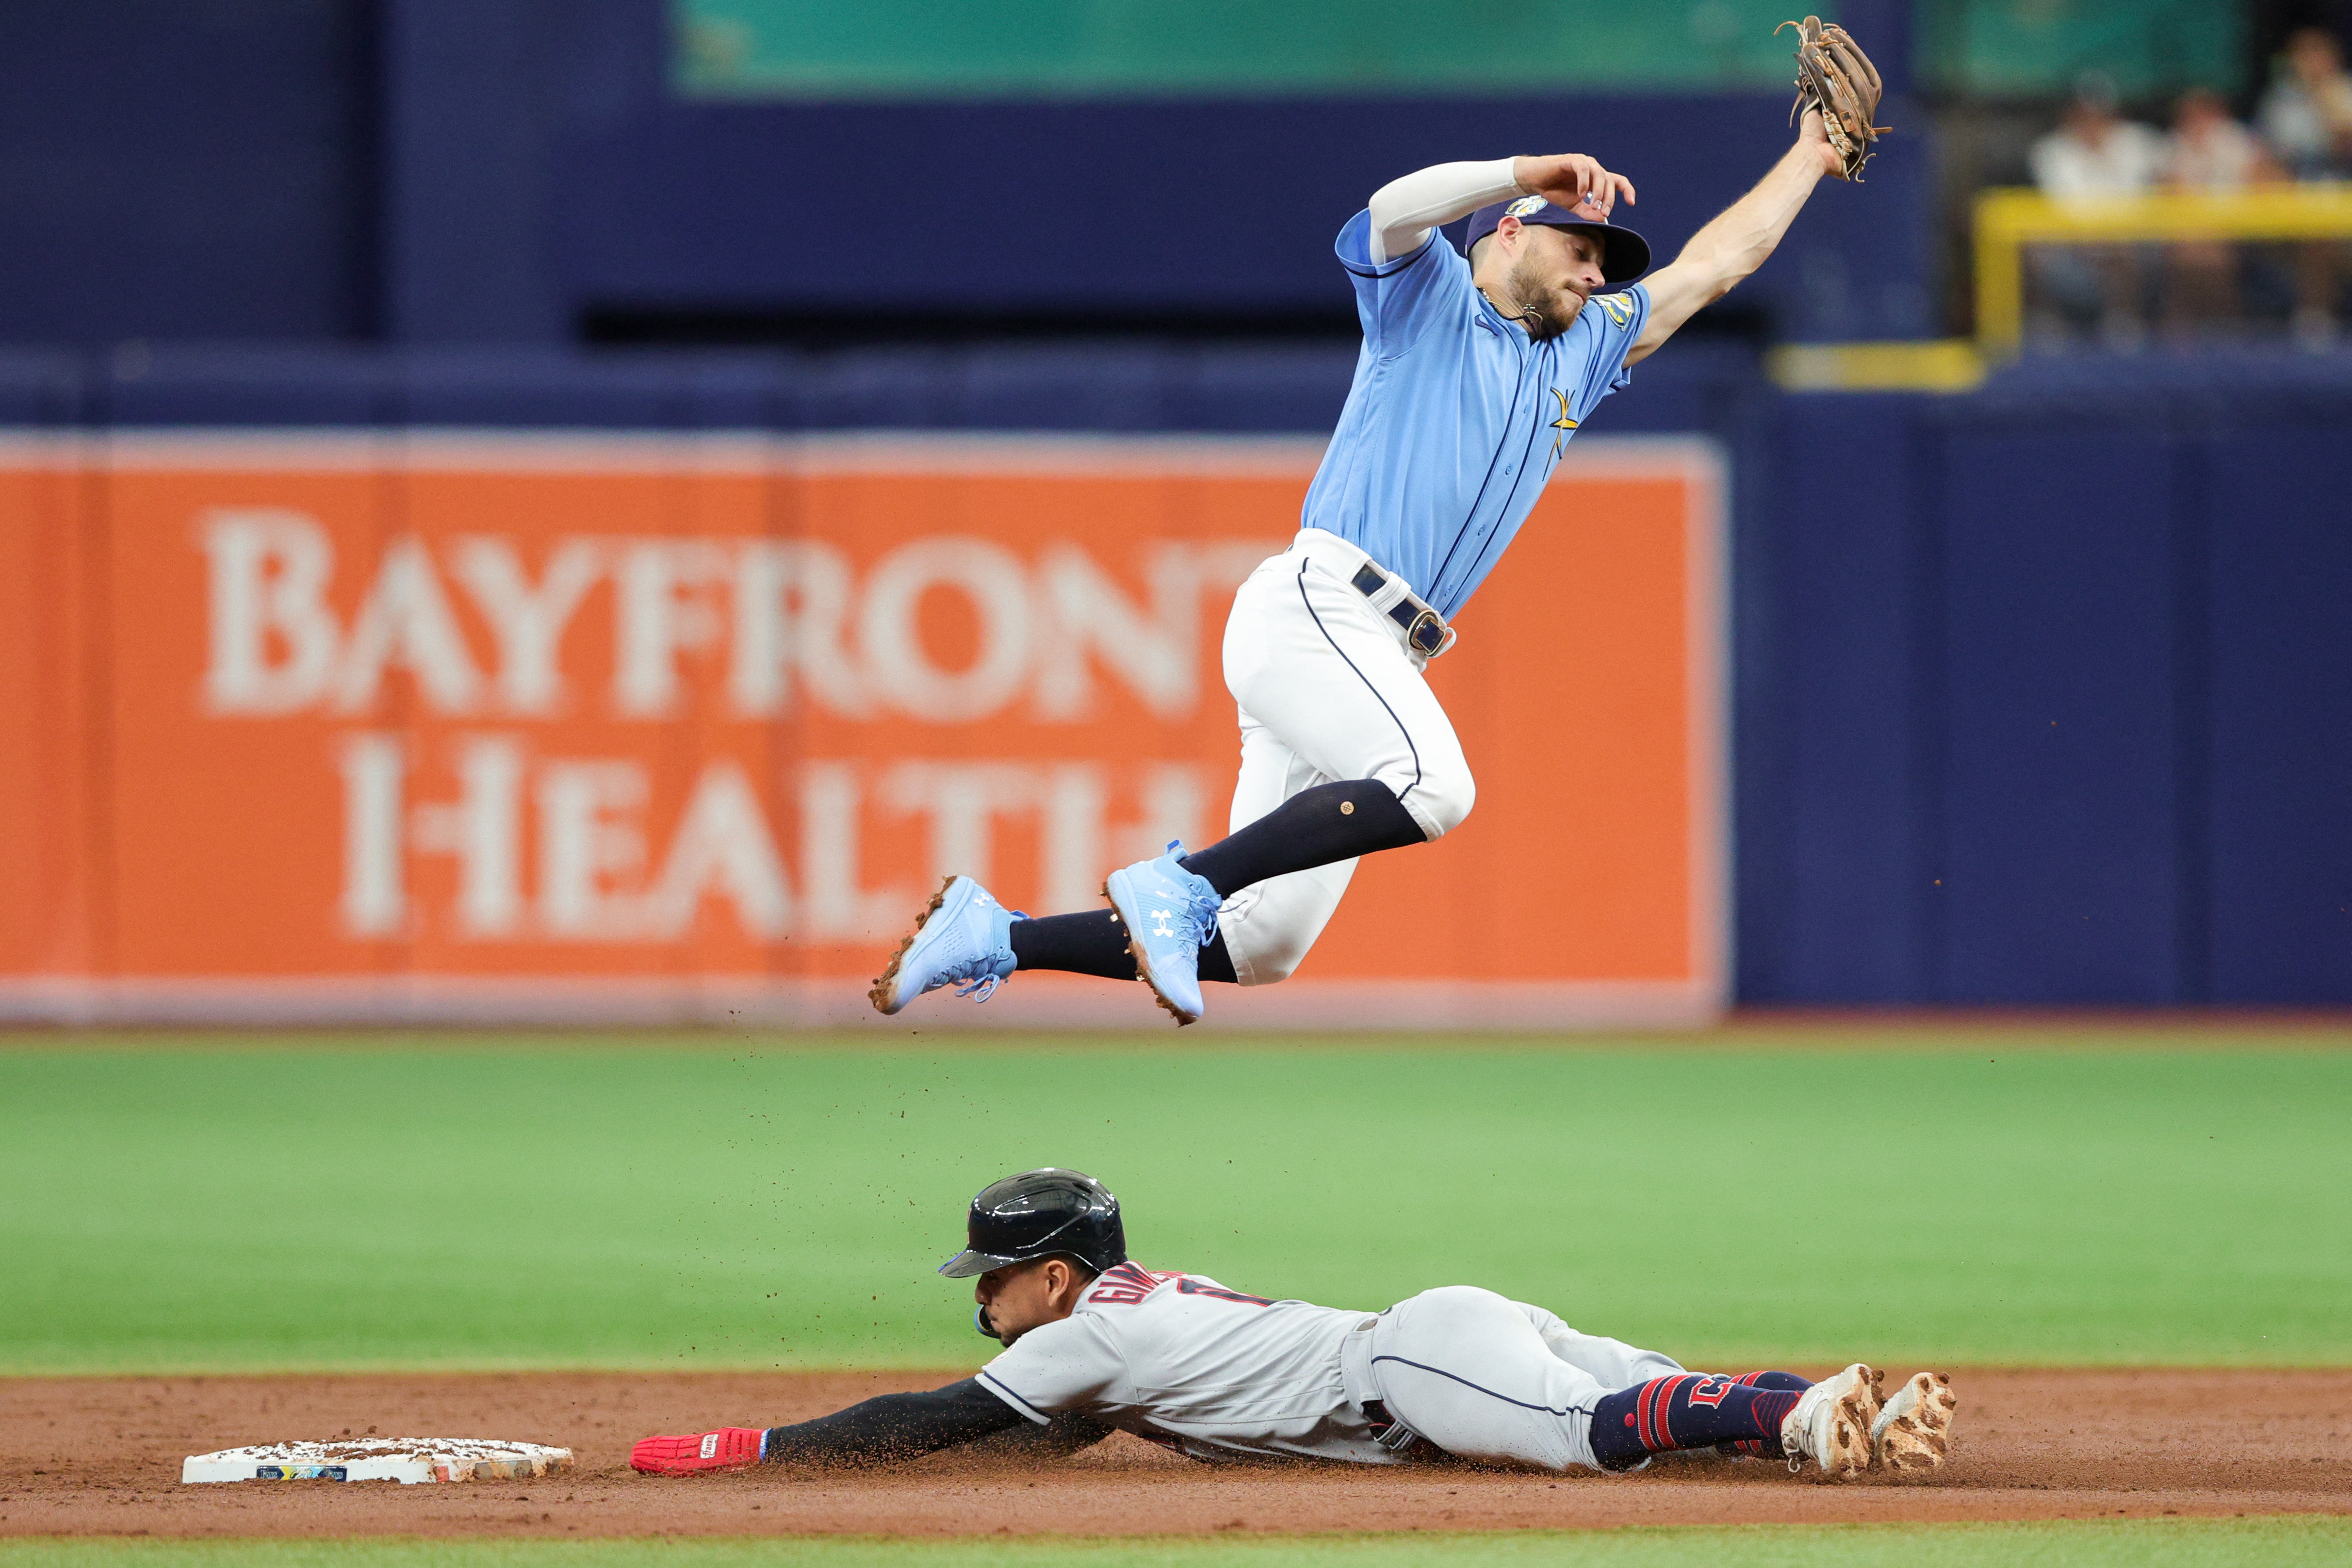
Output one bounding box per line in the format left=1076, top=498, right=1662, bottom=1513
left=632, top=1168, right=1956, bottom=1478
left=870, top=25, right=1886, bottom=1025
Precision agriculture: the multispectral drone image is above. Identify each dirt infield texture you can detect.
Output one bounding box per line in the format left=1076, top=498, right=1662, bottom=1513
left=3, top=1370, right=2346, bottom=1539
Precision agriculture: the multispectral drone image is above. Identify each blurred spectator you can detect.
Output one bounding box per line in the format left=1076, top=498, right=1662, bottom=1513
left=2029, top=75, right=2169, bottom=199
left=2258, top=26, right=2352, bottom=179
left=2166, top=87, right=2278, bottom=191
left=2256, top=27, right=2352, bottom=346
left=2160, top=88, right=2282, bottom=332
left=2027, top=76, right=2166, bottom=344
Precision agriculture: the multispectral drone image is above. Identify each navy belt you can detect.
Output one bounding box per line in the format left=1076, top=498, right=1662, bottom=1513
left=1349, top=562, right=1454, bottom=658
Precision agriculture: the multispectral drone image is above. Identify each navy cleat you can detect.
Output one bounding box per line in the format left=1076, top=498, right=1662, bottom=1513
left=869, top=876, right=1022, bottom=1015
left=1103, top=841, right=1223, bottom=1026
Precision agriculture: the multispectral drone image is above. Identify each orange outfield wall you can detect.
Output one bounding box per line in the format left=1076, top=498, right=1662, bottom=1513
left=0, top=431, right=1724, bottom=1029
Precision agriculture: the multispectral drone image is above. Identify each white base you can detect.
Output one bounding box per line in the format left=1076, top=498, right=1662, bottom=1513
left=180, top=1438, right=572, bottom=1486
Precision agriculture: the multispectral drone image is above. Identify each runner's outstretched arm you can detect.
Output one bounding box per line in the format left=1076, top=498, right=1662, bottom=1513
left=750, top=1378, right=1112, bottom=1466
left=760, top=1378, right=1029, bottom=1465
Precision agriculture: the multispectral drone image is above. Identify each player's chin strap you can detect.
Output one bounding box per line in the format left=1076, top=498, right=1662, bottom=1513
left=1477, top=287, right=1560, bottom=343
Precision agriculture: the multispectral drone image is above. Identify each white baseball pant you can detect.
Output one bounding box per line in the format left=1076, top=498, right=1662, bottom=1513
left=1213, top=529, right=1476, bottom=986
left=1368, top=1285, right=1686, bottom=1472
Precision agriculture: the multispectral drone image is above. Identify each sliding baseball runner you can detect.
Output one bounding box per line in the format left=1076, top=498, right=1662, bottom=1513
left=632, top=1168, right=1955, bottom=1477
left=871, top=23, right=1887, bottom=1026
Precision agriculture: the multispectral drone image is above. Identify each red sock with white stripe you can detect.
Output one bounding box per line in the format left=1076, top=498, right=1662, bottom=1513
left=1588, top=1374, right=1806, bottom=1470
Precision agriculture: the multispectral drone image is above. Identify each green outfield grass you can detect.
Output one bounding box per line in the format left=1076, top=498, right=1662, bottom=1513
left=2, top=1033, right=2347, bottom=1373
left=4, top=1519, right=2350, bottom=1568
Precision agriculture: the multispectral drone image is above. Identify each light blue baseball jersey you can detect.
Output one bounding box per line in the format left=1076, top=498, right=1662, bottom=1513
left=1300, top=208, right=1651, bottom=621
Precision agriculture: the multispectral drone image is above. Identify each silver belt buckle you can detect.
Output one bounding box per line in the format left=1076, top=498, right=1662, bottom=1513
left=1404, top=607, right=1447, bottom=657
left=1350, top=557, right=1454, bottom=659
left=1404, top=606, right=1456, bottom=659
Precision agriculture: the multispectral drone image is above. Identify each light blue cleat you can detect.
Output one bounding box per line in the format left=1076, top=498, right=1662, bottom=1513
left=1103, top=841, right=1223, bottom=1026
left=869, top=875, right=1022, bottom=1015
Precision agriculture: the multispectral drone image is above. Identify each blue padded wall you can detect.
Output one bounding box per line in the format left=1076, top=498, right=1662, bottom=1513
left=0, top=0, right=1932, bottom=348
left=1932, top=423, right=2185, bottom=1003
left=1743, top=394, right=1928, bottom=1002
left=449, top=0, right=1930, bottom=344
left=0, top=0, right=375, bottom=345
left=1747, top=353, right=2352, bottom=1005
left=2206, top=421, right=2352, bottom=1002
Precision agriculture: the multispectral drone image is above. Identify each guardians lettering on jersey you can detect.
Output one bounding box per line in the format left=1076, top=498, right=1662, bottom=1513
left=1086, top=1263, right=1274, bottom=1308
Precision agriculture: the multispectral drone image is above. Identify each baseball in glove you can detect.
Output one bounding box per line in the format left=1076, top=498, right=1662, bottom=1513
left=1779, top=16, right=1890, bottom=181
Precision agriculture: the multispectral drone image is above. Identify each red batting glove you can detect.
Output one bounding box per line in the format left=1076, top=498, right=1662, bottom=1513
left=630, top=1426, right=764, bottom=1475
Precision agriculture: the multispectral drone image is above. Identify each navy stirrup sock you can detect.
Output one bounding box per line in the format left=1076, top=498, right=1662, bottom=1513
left=1589, top=1374, right=1807, bottom=1470
left=1009, top=910, right=1238, bottom=984
left=1008, top=780, right=1421, bottom=981
left=1009, top=911, right=1133, bottom=980
left=1004, top=781, right=1419, bottom=980
left=1728, top=1371, right=1813, bottom=1391
left=1177, top=781, right=1426, bottom=899
left=1715, top=1371, right=1810, bottom=1456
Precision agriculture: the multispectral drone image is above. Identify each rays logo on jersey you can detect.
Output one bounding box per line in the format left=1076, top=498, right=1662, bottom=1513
left=1548, top=388, right=1579, bottom=457
left=1593, top=292, right=1636, bottom=328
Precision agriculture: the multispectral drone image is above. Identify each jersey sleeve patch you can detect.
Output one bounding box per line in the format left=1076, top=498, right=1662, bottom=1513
left=1568, top=282, right=1651, bottom=417
left=1592, top=291, right=1637, bottom=329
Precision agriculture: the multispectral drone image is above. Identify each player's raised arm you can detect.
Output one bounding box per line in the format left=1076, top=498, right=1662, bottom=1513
left=1365, top=153, right=1636, bottom=264
left=1625, top=111, right=1843, bottom=366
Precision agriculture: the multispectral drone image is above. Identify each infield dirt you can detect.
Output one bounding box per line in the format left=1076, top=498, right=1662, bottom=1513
left=3, top=1369, right=2348, bottom=1539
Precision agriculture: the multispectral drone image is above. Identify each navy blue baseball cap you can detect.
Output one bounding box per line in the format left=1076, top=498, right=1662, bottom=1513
left=1462, top=193, right=1651, bottom=285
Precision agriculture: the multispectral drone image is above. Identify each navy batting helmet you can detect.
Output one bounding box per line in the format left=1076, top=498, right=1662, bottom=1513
left=937, top=1168, right=1127, bottom=1279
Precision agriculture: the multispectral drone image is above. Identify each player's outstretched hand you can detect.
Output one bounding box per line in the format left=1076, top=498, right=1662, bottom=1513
left=1512, top=153, right=1637, bottom=218
left=1797, top=107, right=1844, bottom=180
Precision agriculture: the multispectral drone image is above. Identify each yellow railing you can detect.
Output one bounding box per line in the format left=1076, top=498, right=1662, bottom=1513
left=1973, top=184, right=2352, bottom=356
left=1765, top=339, right=1986, bottom=392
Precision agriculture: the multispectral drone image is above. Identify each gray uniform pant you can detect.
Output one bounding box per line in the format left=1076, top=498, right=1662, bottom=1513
left=1366, top=1285, right=1686, bottom=1472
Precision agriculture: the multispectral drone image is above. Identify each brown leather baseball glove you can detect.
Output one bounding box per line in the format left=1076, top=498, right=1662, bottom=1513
left=1779, top=16, right=1890, bottom=182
